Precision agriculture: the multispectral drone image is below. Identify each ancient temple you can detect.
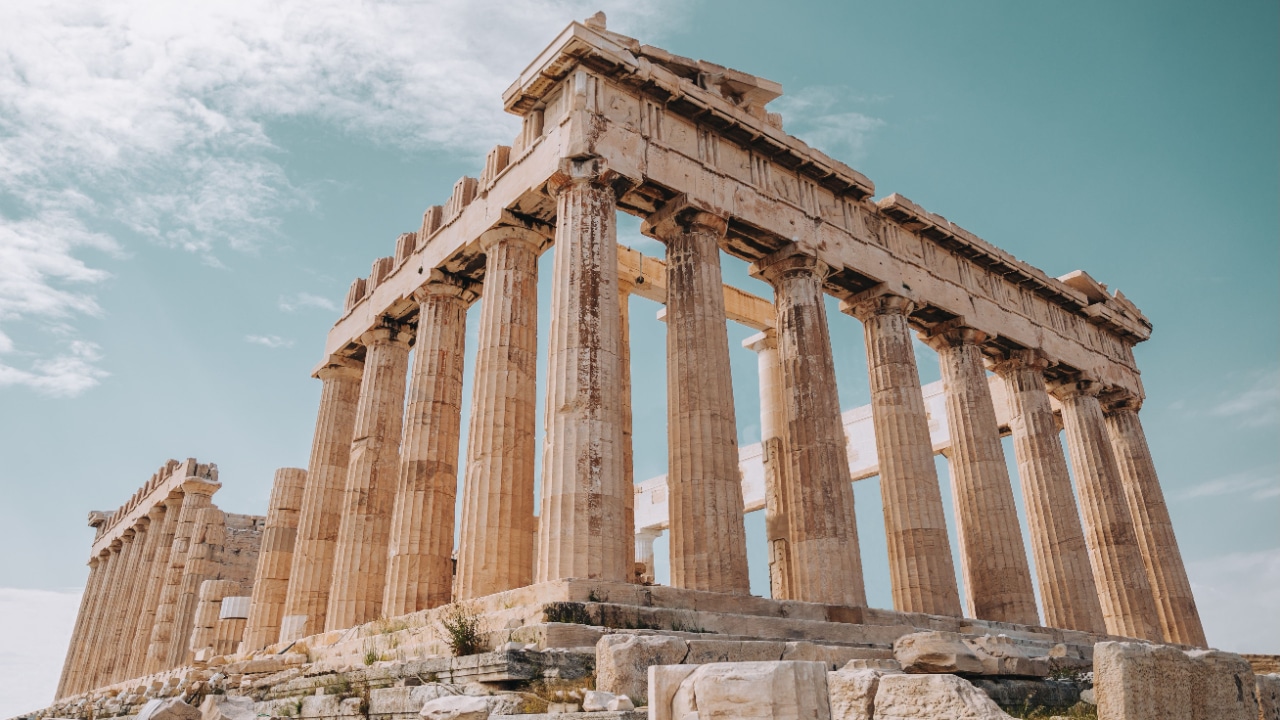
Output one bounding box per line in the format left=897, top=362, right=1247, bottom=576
left=41, top=14, right=1258, bottom=720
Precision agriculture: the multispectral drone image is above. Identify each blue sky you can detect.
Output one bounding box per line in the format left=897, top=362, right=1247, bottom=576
left=0, top=0, right=1276, bottom=712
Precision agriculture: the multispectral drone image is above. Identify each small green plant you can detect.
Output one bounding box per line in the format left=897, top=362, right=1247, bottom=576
left=363, top=648, right=379, bottom=666
left=326, top=677, right=353, bottom=696
left=1003, top=702, right=1097, bottom=720
left=440, top=602, right=484, bottom=656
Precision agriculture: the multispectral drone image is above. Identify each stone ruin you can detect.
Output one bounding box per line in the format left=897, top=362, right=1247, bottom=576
left=20, top=13, right=1279, bottom=720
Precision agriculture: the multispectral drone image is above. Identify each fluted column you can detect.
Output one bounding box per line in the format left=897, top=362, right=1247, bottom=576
left=78, top=542, right=123, bottom=692
left=647, top=206, right=750, bottom=594
left=456, top=229, right=540, bottom=600
left=536, top=158, right=630, bottom=583
left=618, top=271, right=637, bottom=582
left=145, top=477, right=219, bottom=674
left=280, top=356, right=362, bottom=643
left=843, top=292, right=961, bottom=616
left=189, top=579, right=240, bottom=660
left=744, top=329, right=794, bottom=600
left=242, top=468, right=307, bottom=651
left=174, top=505, right=226, bottom=667
left=1103, top=395, right=1206, bottom=646
left=127, top=494, right=182, bottom=679
left=634, top=529, right=661, bottom=584
left=384, top=274, right=475, bottom=613
left=924, top=325, right=1038, bottom=625
left=326, top=321, right=412, bottom=631
left=1052, top=379, right=1160, bottom=640
left=105, top=517, right=155, bottom=683
left=60, top=549, right=107, bottom=696
left=90, top=526, right=141, bottom=688
left=751, top=247, right=866, bottom=606
left=991, top=350, right=1104, bottom=632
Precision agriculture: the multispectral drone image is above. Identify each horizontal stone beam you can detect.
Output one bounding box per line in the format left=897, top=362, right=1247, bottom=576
left=618, top=244, right=773, bottom=330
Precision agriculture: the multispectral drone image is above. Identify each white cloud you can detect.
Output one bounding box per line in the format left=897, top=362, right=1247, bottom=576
left=1176, top=466, right=1280, bottom=502
left=0, top=340, right=109, bottom=397
left=1211, top=368, right=1280, bottom=427
left=0, top=587, right=82, bottom=719
left=0, top=0, right=685, bottom=397
left=245, top=334, right=294, bottom=349
left=770, top=87, right=885, bottom=162
left=1188, top=547, right=1280, bottom=653
left=279, top=292, right=338, bottom=313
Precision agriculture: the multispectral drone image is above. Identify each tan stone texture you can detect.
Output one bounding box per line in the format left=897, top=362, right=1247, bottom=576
left=668, top=660, right=832, bottom=720
left=992, top=350, right=1104, bottom=634
left=326, top=323, right=411, bottom=631
left=752, top=248, right=865, bottom=606
left=280, top=356, right=362, bottom=643
left=123, top=501, right=176, bottom=681
left=652, top=208, right=749, bottom=594
left=189, top=579, right=241, bottom=660
left=174, top=505, right=227, bottom=667
left=618, top=273, right=636, bottom=582
left=536, top=161, right=630, bottom=584
left=873, top=673, right=1014, bottom=720
left=385, top=276, right=474, bottom=613
left=62, top=548, right=110, bottom=696
left=845, top=292, right=960, bottom=616
left=1104, top=397, right=1207, bottom=647
left=145, top=477, right=218, bottom=674
left=457, top=230, right=540, bottom=600
left=744, top=330, right=794, bottom=600
left=105, top=516, right=157, bottom=684
left=55, top=552, right=103, bottom=698
left=92, top=528, right=141, bottom=687
left=241, top=468, right=307, bottom=651
left=1094, top=641, right=1259, bottom=720
left=926, top=326, right=1038, bottom=625
left=1053, top=380, right=1161, bottom=640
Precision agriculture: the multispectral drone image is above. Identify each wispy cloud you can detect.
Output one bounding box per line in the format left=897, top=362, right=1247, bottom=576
left=1210, top=368, right=1280, bottom=427
left=1187, top=547, right=1280, bottom=653
left=279, top=292, right=338, bottom=313
left=0, top=0, right=684, bottom=397
left=770, top=87, right=885, bottom=162
left=0, top=341, right=109, bottom=397
left=245, top=334, right=294, bottom=349
left=1176, top=466, right=1280, bottom=501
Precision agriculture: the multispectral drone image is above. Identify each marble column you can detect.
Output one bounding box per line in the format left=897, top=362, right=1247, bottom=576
left=105, top=517, right=155, bottom=683
left=385, top=275, right=475, bottom=613
left=242, top=468, right=307, bottom=651
left=189, top=579, right=240, bottom=660
left=648, top=206, right=749, bottom=594
left=536, top=158, right=630, bottom=583
left=1103, top=394, right=1206, bottom=647
left=90, top=526, right=141, bottom=688
left=326, top=321, right=412, bottom=631
left=456, top=229, right=540, bottom=600
left=991, top=350, right=1104, bottom=633
left=174, top=505, right=226, bottom=667
left=744, top=329, right=794, bottom=600
left=69, top=548, right=114, bottom=695
left=618, top=271, right=637, bottom=582
left=114, top=505, right=167, bottom=682
left=1052, top=379, right=1161, bottom=640
left=127, top=494, right=182, bottom=679
left=280, top=355, right=363, bottom=643
left=145, top=477, right=219, bottom=674
left=843, top=292, right=961, bottom=617
left=79, top=542, right=123, bottom=693
left=751, top=247, right=866, bottom=606
left=925, top=325, right=1039, bottom=625
left=634, top=528, right=661, bottom=584
left=59, top=549, right=106, bottom=697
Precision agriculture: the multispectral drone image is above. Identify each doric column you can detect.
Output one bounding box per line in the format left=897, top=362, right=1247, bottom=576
left=106, top=516, right=155, bottom=683
left=1051, top=379, right=1160, bottom=640
left=536, top=158, right=630, bottom=583
left=326, top=321, right=412, bottom=631
left=991, top=350, right=1104, bottom=633
left=924, top=325, right=1038, bottom=625
left=618, top=270, right=637, bottom=582
left=644, top=205, right=750, bottom=594
left=750, top=246, right=865, bottom=606
left=744, top=329, right=794, bottom=600
left=384, top=274, right=475, bottom=613
left=59, top=548, right=107, bottom=697
left=843, top=291, right=961, bottom=616
left=280, top=355, right=362, bottom=643
left=1103, top=394, right=1206, bottom=646
left=216, top=596, right=251, bottom=656
left=127, top=494, right=182, bottom=679
left=456, top=229, right=539, bottom=601
left=634, top=528, right=661, bottom=584
left=78, top=542, right=123, bottom=693
left=189, top=579, right=240, bottom=660
left=146, top=476, right=219, bottom=674
left=241, top=468, right=307, bottom=651
left=90, top=526, right=141, bottom=688
left=114, top=505, right=167, bottom=683
left=174, top=505, right=226, bottom=667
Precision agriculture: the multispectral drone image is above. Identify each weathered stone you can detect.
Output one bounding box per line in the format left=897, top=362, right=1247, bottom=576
left=649, top=665, right=699, bottom=720
left=596, top=633, right=689, bottom=703
left=136, top=698, right=201, bottom=720
left=828, top=667, right=901, bottom=720
left=894, top=631, right=984, bottom=674
left=969, top=678, right=1082, bottom=710
left=1186, top=649, right=1258, bottom=720
left=668, top=661, right=831, bottom=720
left=965, top=634, right=1050, bottom=677
left=607, top=695, right=635, bottom=711
left=198, top=694, right=255, bottom=720
left=419, top=695, right=490, bottom=720
left=1094, top=641, right=1258, bottom=720
left=582, top=690, right=619, bottom=712
left=873, top=673, right=1014, bottom=720
left=1257, top=673, right=1280, bottom=720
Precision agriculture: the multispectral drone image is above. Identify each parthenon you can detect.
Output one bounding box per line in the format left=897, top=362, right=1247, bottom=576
left=38, top=13, right=1274, bottom=720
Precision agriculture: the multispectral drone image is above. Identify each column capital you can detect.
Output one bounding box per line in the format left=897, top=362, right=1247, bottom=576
left=412, top=269, right=479, bottom=305
left=548, top=156, right=618, bottom=196
left=742, top=329, right=777, bottom=354
left=358, top=319, right=413, bottom=349
left=181, top=477, right=221, bottom=497
left=1101, top=389, right=1144, bottom=415
left=1047, top=376, right=1103, bottom=401
left=313, top=354, right=364, bottom=382
left=87, top=511, right=110, bottom=529
left=640, top=195, right=728, bottom=241
left=989, top=347, right=1056, bottom=377
left=134, top=515, right=153, bottom=531
left=121, top=526, right=137, bottom=541
left=749, top=243, right=828, bottom=285
left=478, top=224, right=548, bottom=253
left=87, top=555, right=101, bottom=569
left=839, top=286, right=916, bottom=321
left=919, top=320, right=991, bottom=352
